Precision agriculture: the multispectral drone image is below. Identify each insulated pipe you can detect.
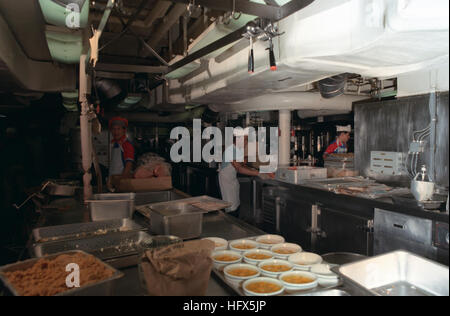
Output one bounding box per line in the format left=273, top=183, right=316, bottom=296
left=209, top=92, right=367, bottom=113
left=279, top=110, right=291, bottom=167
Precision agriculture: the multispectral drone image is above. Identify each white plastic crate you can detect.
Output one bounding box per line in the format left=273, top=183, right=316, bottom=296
left=276, top=167, right=328, bottom=184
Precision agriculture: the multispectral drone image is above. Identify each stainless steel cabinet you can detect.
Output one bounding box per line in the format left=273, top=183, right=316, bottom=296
left=316, top=207, right=373, bottom=256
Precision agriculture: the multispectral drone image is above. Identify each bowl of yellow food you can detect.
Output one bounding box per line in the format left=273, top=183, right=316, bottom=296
left=202, top=237, right=228, bottom=251
left=212, top=250, right=242, bottom=271
left=243, top=249, right=275, bottom=265
left=223, top=264, right=261, bottom=287
left=229, top=239, right=259, bottom=253
left=279, top=271, right=318, bottom=292
left=288, top=252, right=323, bottom=271
left=270, top=243, right=302, bottom=259
left=243, top=277, right=285, bottom=297
left=258, top=259, right=294, bottom=278
left=256, top=235, right=285, bottom=249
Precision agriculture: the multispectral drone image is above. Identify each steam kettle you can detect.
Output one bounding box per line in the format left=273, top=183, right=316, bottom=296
left=411, top=165, right=435, bottom=202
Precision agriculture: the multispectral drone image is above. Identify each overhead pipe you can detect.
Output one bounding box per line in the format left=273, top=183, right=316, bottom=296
left=106, top=107, right=206, bottom=123
left=209, top=92, right=367, bottom=113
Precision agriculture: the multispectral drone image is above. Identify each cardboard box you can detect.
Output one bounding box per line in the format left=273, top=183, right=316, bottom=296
left=115, top=177, right=173, bottom=193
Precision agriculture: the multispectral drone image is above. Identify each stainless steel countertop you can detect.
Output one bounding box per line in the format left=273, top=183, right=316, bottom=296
left=32, top=197, right=362, bottom=296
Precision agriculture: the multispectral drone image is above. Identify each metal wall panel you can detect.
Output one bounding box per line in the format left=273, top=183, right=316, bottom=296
left=354, top=92, right=449, bottom=187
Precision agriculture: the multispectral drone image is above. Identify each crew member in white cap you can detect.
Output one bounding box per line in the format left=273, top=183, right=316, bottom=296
left=219, top=128, right=274, bottom=218
left=323, top=125, right=352, bottom=159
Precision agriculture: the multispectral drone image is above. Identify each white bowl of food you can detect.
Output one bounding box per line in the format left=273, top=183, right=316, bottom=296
left=256, top=235, right=285, bottom=249
left=279, top=271, right=318, bottom=292
left=229, top=239, right=259, bottom=253
left=243, top=277, right=285, bottom=297
left=202, top=237, right=228, bottom=251
left=243, top=249, right=275, bottom=265
left=258, top=259, right=294, bottom=278
left=270, top=243, right=302, bottom=259
left=310, top=264, right=340, bottom=287
left=288, top=252, right=323, bottom=271
left=223, top=264, right=261, bottom=287
left=211, top=250, right=242, bottom=271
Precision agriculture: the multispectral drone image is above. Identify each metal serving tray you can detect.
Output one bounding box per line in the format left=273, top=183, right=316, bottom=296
left=0, top=251, right=123, bottom=296
left=32, top=231, right=154, bottom=269
left=335, top=250, right=449, bottom=296
left=139, top=202, right=205, bottom=240
left=32, top=219, right=145, bottom=243
left=211, top=236, right=344, bottom=297
left=87, top=193, right=136, bottom=221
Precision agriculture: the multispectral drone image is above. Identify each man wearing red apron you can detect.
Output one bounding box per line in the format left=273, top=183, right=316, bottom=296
left=109, top=117, right=135, bottom=178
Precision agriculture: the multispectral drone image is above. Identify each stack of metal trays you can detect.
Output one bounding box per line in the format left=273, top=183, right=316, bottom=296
left=32, top=219, right=145, bottom=243
left=31, top=220, right=152, bottom=269
left=32, top=230, right=154, bottom=269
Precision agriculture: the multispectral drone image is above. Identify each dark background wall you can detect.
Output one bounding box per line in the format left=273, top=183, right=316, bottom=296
left=354, top=92, right=449, bottom=188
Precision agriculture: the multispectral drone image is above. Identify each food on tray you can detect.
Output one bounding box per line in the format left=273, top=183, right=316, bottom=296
left=214, top=255, right=240, bottom=262
left=227, top=268, right=258, bottom=277
left=261, top=264, right=291, bottom=273
left=273, top=248, right=297, bottom=255
left=232, top=244, right=256, bottom=250
left=4, top=252, right=115, bottom=296
left=282, top=275, right=314, bottom=284
left=245, top=253, right=272, bottom=260
left=246, top=282, right=282, bottom=294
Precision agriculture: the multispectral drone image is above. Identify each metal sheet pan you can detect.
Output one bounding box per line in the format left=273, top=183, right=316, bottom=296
left=32, top=231, right=154, bottom=268
left=32, top=219, right=146, bottom=243
left=0, top=250, right=123, bottom=296
left=136, top=196, right=231, bottom=218
left=211, top=236, right=343, bottom=296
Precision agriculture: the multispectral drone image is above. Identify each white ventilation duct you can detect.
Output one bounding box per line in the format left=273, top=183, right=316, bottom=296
left=209, top=92, right=367, bottom=114
left=162, top=0, right=448, bottom=111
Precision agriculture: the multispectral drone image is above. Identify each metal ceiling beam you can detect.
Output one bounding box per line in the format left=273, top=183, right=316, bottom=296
left=168, top=0, right=316, bottom=74
left=95, top=63, right=168, bottom=74
left=169, top=23, right=247, bottom=72
left=141, top=3, right=187, bottom=57
left=169, top=0, right=280, bottom=20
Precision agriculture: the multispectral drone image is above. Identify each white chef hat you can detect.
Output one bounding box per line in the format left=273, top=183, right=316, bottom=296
left=233, top=127, right=251, bottom=137
left=337, top=125, right=352, bottom=133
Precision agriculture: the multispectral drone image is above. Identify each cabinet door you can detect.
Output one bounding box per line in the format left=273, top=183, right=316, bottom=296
left=317, top=207, right=372, bottom=256
left=279, top=199, right=313, bottom=251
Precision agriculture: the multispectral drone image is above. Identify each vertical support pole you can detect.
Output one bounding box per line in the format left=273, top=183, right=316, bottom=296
left=79, top=54, right=93, bottom=201
left=279, top=110, right=291, bottom=167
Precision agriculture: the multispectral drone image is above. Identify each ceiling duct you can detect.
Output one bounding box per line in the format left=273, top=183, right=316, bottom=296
left=318, top=74, right=349, bottom=99
left=95, top=78, right=122, bottom=100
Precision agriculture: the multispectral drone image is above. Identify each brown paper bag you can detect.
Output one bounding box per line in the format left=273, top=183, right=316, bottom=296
left=140, top=240, right=215, bottom=296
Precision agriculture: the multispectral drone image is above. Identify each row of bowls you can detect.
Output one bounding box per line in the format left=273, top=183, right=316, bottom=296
left=204, top=235, right=339, bottom=296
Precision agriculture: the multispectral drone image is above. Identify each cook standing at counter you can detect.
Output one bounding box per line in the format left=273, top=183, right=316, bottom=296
left=323, top=125, right=352, bottom=160
left=109, top=117, right=135, bottom=178
left=219, top=128, right=274, bottom=217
